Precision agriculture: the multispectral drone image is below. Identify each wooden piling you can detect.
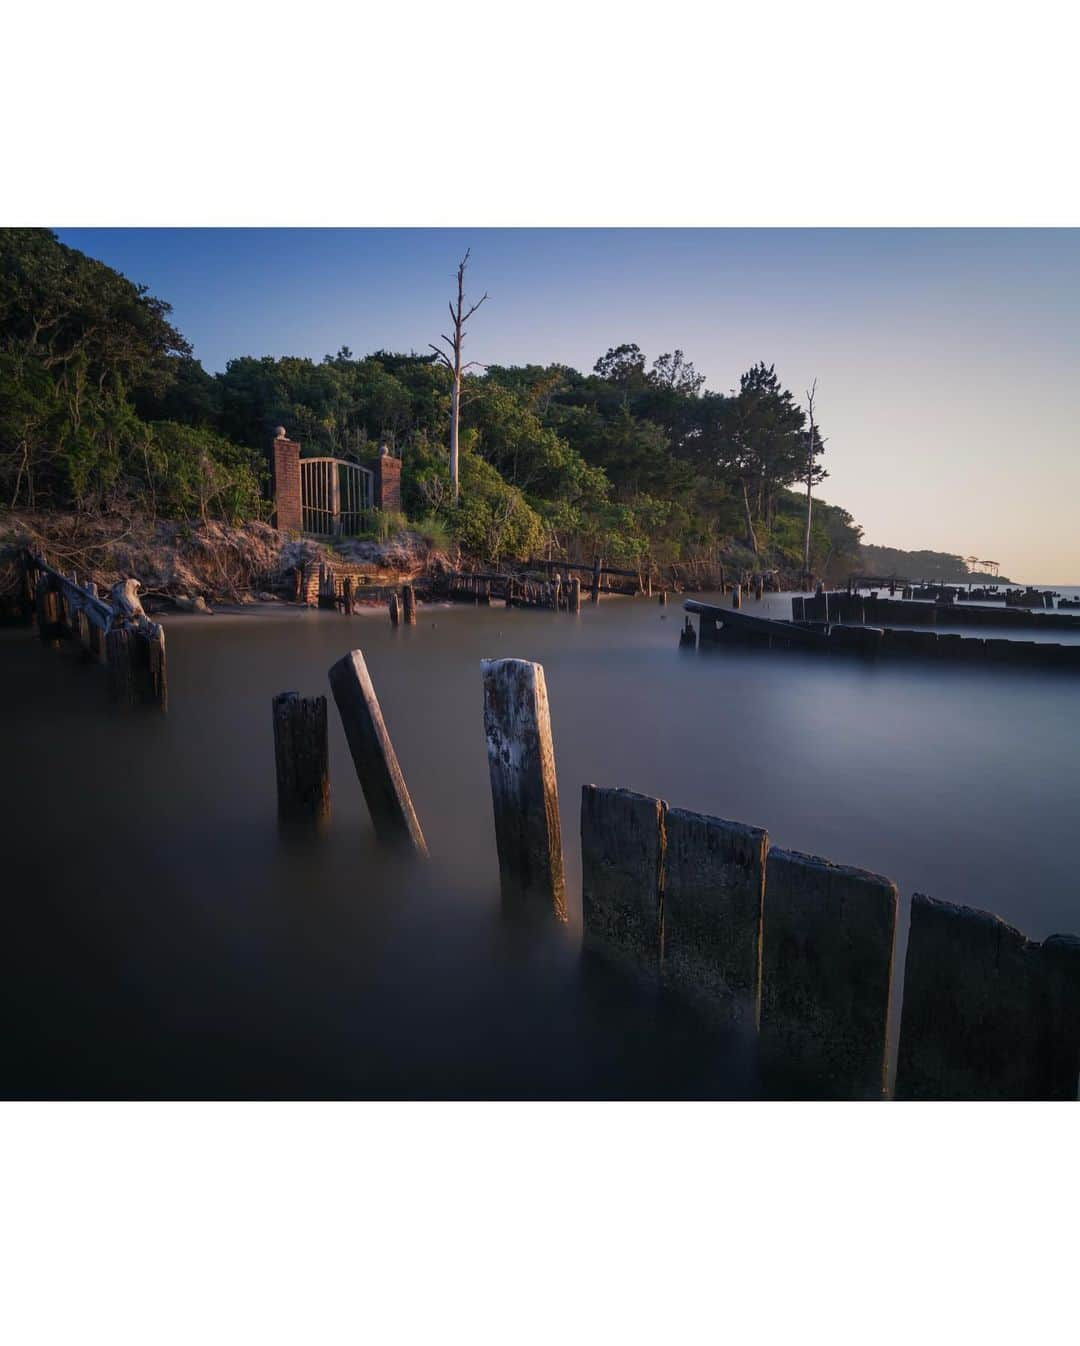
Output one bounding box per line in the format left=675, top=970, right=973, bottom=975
left=759, top=849, right=897, bottom=1100
left=658, top=590, right=667, bottom=606
left=272, top=691, right=331, bottom=825
left=388, top=593, right=400, bottom=627
left=591, top=556, right=602, bottom=603
left=480, top=658, right=566, bottom=921
left=328, top=650, right=428, bottom=857
left=402, top=584, right=417, bottom=625
left=662, top=808, right=768, bottom=1026
left=342, top=576, right=354, bottom=615
left=35, top=576, right=63, bottom=640
left=731, top=583, right=742, bottom=610
left=569, top=577, right=581, bottom=614
left=895, top=895, right=1080, bottom=1100
left=581, top=786, right=665, bottom=978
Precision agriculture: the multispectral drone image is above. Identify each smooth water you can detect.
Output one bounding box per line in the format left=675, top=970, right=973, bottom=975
left=3, top=590, right=1079, bottom=1098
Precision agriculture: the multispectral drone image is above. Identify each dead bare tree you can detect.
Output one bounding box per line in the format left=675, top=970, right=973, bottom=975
left=430, top=250, right=488, bottom=503
left=803, top=378, right=818, bottom=581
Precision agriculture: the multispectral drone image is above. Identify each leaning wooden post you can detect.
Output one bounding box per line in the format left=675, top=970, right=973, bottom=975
left=401, top=584, right=417, bottom=625
left=481, top=658, right=566, bottom=921
left=591, top=556, right=602, bottom=603
left=569, top=577, right=581, bottom=614
left=388, top=593, right=400, bottom=627
left=328, top=650, right=428, bottom=856
left=272, top=692, right=330, bottom=825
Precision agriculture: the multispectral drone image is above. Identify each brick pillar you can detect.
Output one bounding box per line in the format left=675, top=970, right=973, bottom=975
left=371, top=447, right=402, bottom=514
left=272, top=431, right=302, bottom=533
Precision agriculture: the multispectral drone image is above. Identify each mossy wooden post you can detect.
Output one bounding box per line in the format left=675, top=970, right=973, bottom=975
left=581, top=786, right=666, bottom=979
left=402, top=584, right=417, bottom=625
left=272, top=691, right=330, bottom=826
left=759, top=849, right=898, bottom=1100
left=591, top=556, right=602, bottom=603
left=328, top=649, right=428, bottom=857
left=388, top=593, right=400, bottom=627
left=895, top=895, right=1080, bottom=1100
left=481, top=658, right=566, bottom=922
left=663, top=809, right=768, bottom=1026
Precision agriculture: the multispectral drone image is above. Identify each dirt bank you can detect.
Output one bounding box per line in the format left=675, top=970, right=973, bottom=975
left=0, top=511, right=444, bottom=612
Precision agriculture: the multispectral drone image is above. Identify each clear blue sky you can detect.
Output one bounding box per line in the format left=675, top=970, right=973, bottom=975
left=57, top=228, right=1080, bottom=582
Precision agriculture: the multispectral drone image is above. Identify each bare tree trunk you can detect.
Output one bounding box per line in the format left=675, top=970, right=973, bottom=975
left=803, top=379, right=817, bottom=580
left=741, top=478, right=758, bottom=557
left=431, top=251, right=487, bottom=505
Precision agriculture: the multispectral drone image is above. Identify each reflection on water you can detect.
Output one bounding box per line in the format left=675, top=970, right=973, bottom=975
left=2, top=591, right=1078, bottom=1098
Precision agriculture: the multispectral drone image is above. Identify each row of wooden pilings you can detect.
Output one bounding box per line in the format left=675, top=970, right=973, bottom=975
left=270, top=649, right=1079, bottom=1101
left=19, top=550, right=168, bottom=709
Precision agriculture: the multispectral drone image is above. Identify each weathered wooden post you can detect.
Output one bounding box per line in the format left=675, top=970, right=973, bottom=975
left=402, top=584, right=417, bottom=625
left=581, top=786, right=665, bottom=979
left=645, top=572, right=653, bottom=598
left=895, top=895, right=1080, bottom=1100
left=388, top=593, right=400, bottom=627
left=35, top=575, right=63, bottom=640
left=679, top=616, right=697, bottom=649
left=106, top=627, right=135, bottom=702
left=328, top=649, right=428, bottom=857
left=480, top=658, right=566, bottom=921
left=591, top=556, right=602, bottom=603
left=552, top=574, right=562, bottom=611
left=731, top=583, right=742, bottom=610
left=662, top=808, right=768, bottom=1026
left=759, top=850, right=897, bottom=1099
left=107, top=623, right=168, bottom=709
left=658, top=590, right=667, bottom=606
left=755, top=576, right=764, bottom=601
left=342, top=576, right=354, bottom=615
left=569, top=577, right=581, bottom=614
left=272, top=691, right=331, bottom=826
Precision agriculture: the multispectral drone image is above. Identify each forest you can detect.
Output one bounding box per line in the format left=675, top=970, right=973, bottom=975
left=2, top=228, right=877, bottom=577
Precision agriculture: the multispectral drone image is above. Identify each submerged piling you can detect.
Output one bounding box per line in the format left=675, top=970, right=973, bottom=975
left=272, top=692, right=330, bottom=826
left=402, top=584, right=417, bottom=625
left=481, top=658, right=566, bottom=921
left=328, top=649, right=428, bottom=857
left=388, top=593, right=400, bottom=627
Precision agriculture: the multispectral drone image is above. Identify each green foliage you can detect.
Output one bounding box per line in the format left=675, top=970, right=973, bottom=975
left=2, top=231, right=873, bottom=574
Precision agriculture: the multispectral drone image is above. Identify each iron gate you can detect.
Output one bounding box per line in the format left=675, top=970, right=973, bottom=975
left=300, top=457, right=375, bottom=536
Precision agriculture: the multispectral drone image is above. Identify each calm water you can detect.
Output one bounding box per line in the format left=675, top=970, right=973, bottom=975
left=3, top=590, right=1079, bottom=1098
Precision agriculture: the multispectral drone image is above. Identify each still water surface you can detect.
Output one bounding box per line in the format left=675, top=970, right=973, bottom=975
left=3, top=591, right=1079, bottom=1098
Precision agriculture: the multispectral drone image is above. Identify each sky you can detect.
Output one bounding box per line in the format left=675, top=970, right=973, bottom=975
left=56, top=228, right=1080, bottom=583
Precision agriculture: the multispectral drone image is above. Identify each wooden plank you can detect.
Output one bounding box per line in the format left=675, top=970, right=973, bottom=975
left=663, top=808, right=768, bottom=1026
left=581, top=786, right=665, bottom=978
left=760, top=848, right=898, bottom=1100
left=328, top=650, right=428, bottom=857
left=481, top=658, right=566, bottom=921
left=272, top=692, right=331, bottom=826
left=895, top=895, right=1080, bottom=1100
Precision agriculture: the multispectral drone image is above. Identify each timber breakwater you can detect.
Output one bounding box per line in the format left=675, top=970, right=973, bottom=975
left=270, top=648, right=1079, bottom=1101
left=683, top=593, right=1080, bottom=668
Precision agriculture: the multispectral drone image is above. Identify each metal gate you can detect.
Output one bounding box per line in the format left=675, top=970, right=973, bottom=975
left=300, top=457, right=374, bottom=536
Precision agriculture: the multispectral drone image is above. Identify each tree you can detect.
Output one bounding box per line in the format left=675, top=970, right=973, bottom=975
left=429, top=250, right=487, bottom=503
left=592, top=343, right=648, bottom=393
left=802, top=379, right=828, bottom=579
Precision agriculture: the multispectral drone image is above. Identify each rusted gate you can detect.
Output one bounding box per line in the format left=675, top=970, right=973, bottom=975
left=300, top=457, right=374, bottom=536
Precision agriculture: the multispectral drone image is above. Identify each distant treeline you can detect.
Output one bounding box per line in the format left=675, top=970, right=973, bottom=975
left=857, top=544, right=1010, bottom=585
left=1, top=228, right=874, bottom=573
